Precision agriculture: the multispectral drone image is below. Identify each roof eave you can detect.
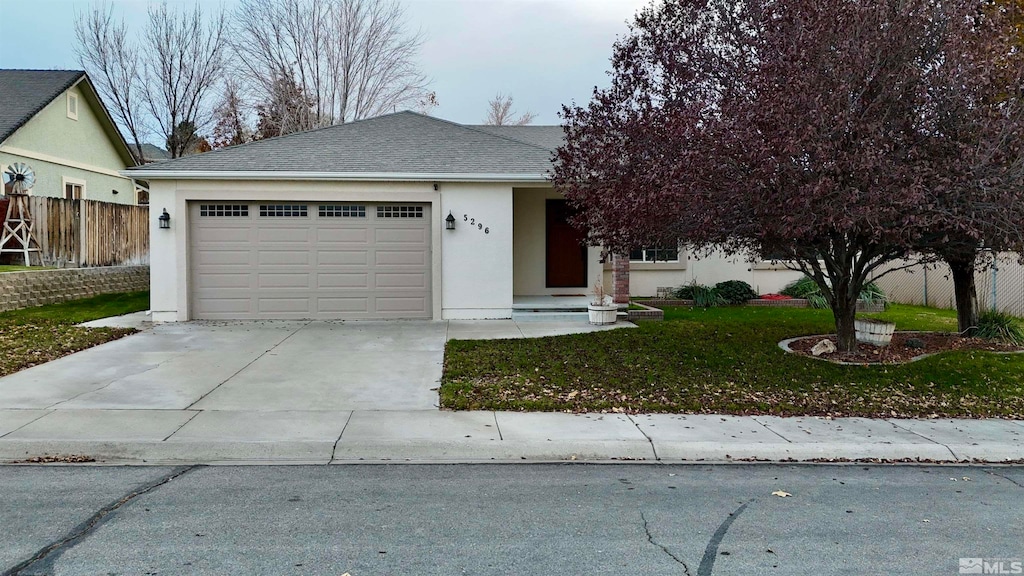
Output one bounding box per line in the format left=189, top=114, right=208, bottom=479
left=121, top=170, right=551, bottom=183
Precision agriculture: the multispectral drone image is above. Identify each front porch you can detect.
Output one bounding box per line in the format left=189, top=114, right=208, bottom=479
left=510, top=187, right=631, bottom=321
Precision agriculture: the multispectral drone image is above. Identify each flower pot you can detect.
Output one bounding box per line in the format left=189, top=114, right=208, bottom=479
left=588, top=304, right=618, bottom=325
left=855, top=318, right=895, bottom=346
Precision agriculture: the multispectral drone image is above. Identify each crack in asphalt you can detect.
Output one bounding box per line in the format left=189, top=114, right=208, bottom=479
left=2, top=465, right=200, bottom=576
left=697, top=500, right=752, bottom=576
left=640, top=511, right=692, bottom=575
left=987, top=469, right=1024, bottom=488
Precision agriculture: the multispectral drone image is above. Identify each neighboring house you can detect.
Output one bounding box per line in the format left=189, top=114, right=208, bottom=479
left=0, top=70, right=139, bottom=205
left=133, top=143, right=171, bottom=164
left=128, top=111, right=799, bottom=322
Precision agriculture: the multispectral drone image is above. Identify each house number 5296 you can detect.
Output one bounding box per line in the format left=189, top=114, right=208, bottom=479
left=463, top=214, right=490, bottom=234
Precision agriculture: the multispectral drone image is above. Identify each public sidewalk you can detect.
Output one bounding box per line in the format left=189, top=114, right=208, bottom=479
left=1, top=313, right=1022, bottom=465
left=1, top=409, right=1022, bottom=465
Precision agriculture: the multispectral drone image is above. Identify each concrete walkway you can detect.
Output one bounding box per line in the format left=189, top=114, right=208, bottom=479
left=0, top=315, right=1021, bottom=464
left=1, top=410, right=1022, bottom=464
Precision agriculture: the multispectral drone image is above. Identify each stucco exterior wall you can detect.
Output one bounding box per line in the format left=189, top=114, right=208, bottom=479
left=512, top=187, right=603, bottom=296
left=0, top=151, right=131, bottom=204
left=603, top=249, right=803, bottom=297
left=440, top=183, right=514, bottom=319
left=0, top=84, right=134, bottom=204
left=148, top=178, right=518, bottom=321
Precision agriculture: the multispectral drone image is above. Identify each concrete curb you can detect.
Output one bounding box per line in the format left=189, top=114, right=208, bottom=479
left=2, top=412, right=1023, bottom=465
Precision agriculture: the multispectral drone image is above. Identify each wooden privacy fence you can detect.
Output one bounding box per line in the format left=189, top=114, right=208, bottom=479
left=0, top=196, right=149, bottom=267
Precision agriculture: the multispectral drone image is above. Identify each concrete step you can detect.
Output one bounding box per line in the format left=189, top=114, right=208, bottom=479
left=511, top=311, right=591, bottom=322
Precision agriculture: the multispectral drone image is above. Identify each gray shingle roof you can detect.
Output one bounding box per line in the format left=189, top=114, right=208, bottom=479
left=0, top=70, right=86, bottom=143
left=468, top=125, right=566, bottom=151
left=130, top=111, right=557, bottom=176
left=132, top=143, right=171, bottom=162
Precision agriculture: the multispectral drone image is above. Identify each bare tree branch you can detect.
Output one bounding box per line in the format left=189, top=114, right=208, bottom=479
left=232, top=0, right=429, bottom=137
left=74, top=2, right=147, bottom=163
left=75, top=1, right=228, bottom=160
left=484, top=93, right=536, bottom=126
left=144, top=2, right=229, bottom=158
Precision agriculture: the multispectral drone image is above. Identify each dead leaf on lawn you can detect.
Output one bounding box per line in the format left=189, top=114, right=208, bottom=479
left=771, top=490, right=792, bottom=498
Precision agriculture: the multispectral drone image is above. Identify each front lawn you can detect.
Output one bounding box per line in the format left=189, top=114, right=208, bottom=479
left=0, top=265, right=54, bottom=273
left=441, top=304, right=1024, bottom=418
left=0, top=292, right=149, bottom=377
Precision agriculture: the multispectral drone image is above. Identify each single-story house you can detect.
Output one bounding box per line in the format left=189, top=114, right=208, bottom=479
left=0, top=70, right=140, bottom=205
left=127, top=111, right=799, bottom=322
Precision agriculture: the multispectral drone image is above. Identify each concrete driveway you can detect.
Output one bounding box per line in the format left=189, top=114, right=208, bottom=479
left=0, top=321, right=446, bottom=412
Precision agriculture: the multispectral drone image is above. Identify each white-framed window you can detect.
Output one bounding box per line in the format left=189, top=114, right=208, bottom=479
left=259, top=204, right=308, bottom=217
left=377, top=205, right=424, bottom=218
left=319, top=205, right=365, bottom=218
left=67, top=92, right=79, bottom=120
left=61, top=176, right=86, bottom=200
left=200, top=204, right=249, bottom=217
left=630, top=245, right=680, bottom=263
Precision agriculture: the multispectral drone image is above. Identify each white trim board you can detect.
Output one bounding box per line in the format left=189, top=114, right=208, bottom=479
left=0, top=145, right=127, bottom=179
left=123, top=170, right=550, bottom=183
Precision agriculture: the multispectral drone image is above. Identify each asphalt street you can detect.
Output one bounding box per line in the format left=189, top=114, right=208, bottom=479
left=1, top=464, right=1022, bottom=575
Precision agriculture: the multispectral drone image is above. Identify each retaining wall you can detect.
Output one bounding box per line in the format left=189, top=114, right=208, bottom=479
left=0, top=266, right=149, bottom=312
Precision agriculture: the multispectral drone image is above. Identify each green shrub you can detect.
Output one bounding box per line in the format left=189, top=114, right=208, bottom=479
left=671, top=281, right=723, bottom=307
left=779, top=276, right=887, bottom=310
left=714, top=280, right=758, bottom=305
left=975, top=311, right=1024, bottom=345
left=780, top=276, right=829, bottom=308
left=859, top=282, right=888, bottom=309
left=671, top=283, right=699, bottom=299
left=691, top=284, right=725, bottom=308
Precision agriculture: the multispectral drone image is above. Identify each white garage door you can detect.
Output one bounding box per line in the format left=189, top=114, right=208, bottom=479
left=189, top=202, right=431, bottom=320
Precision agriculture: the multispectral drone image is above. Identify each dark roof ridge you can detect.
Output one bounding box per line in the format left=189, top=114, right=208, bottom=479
left=1, top=68, right=84, bottom=72
left=130, top=110, right=556, bottom=171
left=131, top=109, right=424, bottom=170
left=399, top=110, right=556, bottom=154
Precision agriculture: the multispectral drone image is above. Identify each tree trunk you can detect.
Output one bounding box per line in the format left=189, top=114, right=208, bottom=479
left=832, top=294, right=858, bottom=353
left=947, top=256, right=979, bottom=335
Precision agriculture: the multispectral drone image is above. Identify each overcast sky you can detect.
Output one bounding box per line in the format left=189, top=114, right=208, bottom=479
left=0, top=0, right=648, bottom=128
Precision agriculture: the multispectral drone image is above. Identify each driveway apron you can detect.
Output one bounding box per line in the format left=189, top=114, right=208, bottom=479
left=0, top=321, right=445, bottom=412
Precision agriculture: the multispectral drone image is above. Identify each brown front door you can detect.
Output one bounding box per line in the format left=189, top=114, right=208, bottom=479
left=545, top=199, right=587, bottom=288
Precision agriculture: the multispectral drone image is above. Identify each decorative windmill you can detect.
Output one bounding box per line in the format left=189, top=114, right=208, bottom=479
left=1, top=163, right=43, bottom=266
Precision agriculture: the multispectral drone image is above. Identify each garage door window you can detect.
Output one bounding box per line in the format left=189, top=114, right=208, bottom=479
left=377, top=205, right=424, bottom=218
left=200, top=204, right=249, bottom=217
left=259, top=204, right=308, bottom=217
left=319, top=205, right=366, bottom=218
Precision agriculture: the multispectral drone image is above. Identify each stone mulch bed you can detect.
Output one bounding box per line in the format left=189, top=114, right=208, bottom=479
left=786, top=332, right=1024, bottom=365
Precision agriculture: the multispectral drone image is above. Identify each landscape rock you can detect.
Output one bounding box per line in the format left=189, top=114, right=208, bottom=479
left=905, top=338, right=926, bottom=349
left=811, top=339, right=837, bottom=356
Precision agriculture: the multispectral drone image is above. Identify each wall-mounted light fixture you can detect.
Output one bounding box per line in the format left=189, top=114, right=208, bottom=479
left=445, top=211, right=456, bottom=231
left=158, top=208, right=171, bottom=229
left=433, top=182, right=439, bottom=191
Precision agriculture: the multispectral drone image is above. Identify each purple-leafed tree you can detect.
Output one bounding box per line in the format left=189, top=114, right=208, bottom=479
left=913, top=1, right=1024, bottom=333
left=554, top=0, right=1024, bottom=352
